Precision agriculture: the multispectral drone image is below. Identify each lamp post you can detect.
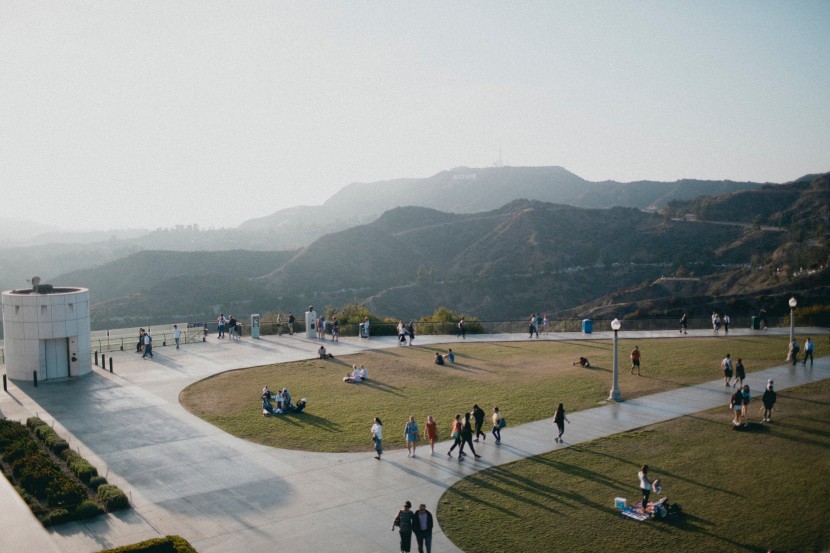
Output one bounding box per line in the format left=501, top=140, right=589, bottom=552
left=608, top=318, right=623, bottom=402
left=788, top=296, right=797, bottom=344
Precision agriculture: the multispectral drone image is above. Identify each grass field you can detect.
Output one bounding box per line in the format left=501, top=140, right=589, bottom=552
left=180, top=335, right=808, bottom=452
left=437, top=378, right=830, bottom=553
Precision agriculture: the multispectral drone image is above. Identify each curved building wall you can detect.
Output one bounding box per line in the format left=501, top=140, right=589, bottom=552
left=1, top=288, right=91, bottom=381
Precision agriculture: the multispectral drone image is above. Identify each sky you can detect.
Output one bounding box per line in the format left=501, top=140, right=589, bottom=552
left=1, top=1, right=828, bottom=232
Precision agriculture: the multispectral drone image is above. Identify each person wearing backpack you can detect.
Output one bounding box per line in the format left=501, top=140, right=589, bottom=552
left=788, top=339, right=799, bottom=366
left=457, top=318, right=466, bottom=339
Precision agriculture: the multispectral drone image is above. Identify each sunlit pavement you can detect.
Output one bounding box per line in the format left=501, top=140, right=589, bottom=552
left=1, top=327, right=827, bottom=553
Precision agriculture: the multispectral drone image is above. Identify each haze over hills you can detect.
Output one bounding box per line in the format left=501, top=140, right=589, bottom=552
left=38, top=171, right=827, bottom=330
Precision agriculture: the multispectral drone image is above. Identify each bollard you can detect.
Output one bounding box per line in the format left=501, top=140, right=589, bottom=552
left=95, top=351, right=99, bottom=366
left=109, top=357, right=113, bottom=373
left=33, top=371, right=38, bottom=387
left=101, top=353, right=106, bottom=369
left=3, top=373, right=6, bottom=392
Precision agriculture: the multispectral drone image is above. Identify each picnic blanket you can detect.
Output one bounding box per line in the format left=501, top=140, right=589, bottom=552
left=620, top=506, right=649, bottom=521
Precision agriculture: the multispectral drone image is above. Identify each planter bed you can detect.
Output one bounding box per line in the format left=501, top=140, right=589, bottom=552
left=99, top=535, right=198, bottom=553
left=0, top=417, right=130, bottom=526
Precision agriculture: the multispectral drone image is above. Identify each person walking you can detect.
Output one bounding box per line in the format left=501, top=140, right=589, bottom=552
left=788, top=339, right=799, bottom=366
left=136, top=328, right=145, bottom=353
left=762, top=380, right=777, bottom=423
left=492, top=406, right=503, bottom=445
left=529, top=314, right=538, bottom=338
left=287, top=312, right=295, bottom=335
left=142, top=331, right=153, bottom=358
left=447, top=414, right=463, bottom=458
left=722, top=353, right=733, bottom=387
left=424, top=415, right=437, bottom=455
left=407, top=320, right=415, bottom=346
left=740, top=384, right=751, bottom=423
left=413, top=504, right=433, bottom=553
left=553, top=403, right=570, bottom=443
left=391, top=500, right=416, bottom=553
left=457, top=318, right=466, bottom=339
left=542, top=314, right=550, bottom=334
left=371, top=417, right=383, bottom=460
left=331, top=316, right=339, bottom=342
left=173, top=324, right=181, bottom=349
left=733, top=357, right=746, bottom=388
left=404, top=415, right=419, bottom=458
left=472, top=404, right=486, bottom=442
left=458, top=412, right=481, bottom=459
left=679, top=313, right=688, bottom=334
left=803, top=337, right=814, bottom=366
left=630, top=345, right=641, bottom=375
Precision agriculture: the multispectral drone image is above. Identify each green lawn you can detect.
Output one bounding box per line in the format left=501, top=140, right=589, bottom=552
left=180, top=335, right=806, bottom=452
left=438, top=378, right=830, bottom=553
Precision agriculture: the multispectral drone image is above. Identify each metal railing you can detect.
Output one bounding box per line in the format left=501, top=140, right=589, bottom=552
left=0, top=314, right=827, bottom=363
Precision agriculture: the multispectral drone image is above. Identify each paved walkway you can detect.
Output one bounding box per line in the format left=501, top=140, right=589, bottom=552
left=1, top=328, right=827, bottom=553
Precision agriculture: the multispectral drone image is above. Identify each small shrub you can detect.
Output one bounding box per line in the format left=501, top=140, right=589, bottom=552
left=89, top=475, right=108, bottom=490
left=46, top=475, right=87, bottom=508
left=98, top=535, right=198, bottom=553
left=60, top=449, right=98, bottom=483
left=72, top=500, right=102, bottom=520
left=98, top=484, right=130, bottom=511
left=45, top=508, right=70, bottom=526
left=0, top=419, right=29, bottom=449
left=26, top=417, right=48, bottom=430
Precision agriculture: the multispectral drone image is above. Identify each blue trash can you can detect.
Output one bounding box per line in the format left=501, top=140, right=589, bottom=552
left=582, top=319, right=593, bottom=334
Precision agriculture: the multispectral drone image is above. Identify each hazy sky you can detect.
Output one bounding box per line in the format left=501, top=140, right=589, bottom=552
left=1, top=1, right=828, bottom=231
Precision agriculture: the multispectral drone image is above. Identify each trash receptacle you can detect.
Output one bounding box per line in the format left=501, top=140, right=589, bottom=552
left=750, top=316, right=760, bottom=330
left=582, top=319, right=592, bottom=334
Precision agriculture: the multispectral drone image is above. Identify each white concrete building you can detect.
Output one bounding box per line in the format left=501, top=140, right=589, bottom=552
left=1, top=286, right=91, bottom=381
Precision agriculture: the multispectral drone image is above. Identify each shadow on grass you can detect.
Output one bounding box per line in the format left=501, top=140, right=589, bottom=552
left=559, top=340, right=613, bottom=352
left=269, top=412, right=340, bottom=432
left=361, top=380, right=405, bottom=396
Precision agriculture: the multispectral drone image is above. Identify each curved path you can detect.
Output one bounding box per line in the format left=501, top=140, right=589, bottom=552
left=1, top=328, right=828, bottom=553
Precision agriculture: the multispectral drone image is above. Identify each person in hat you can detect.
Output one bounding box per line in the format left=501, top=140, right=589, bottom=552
left=762, top=380, right=777, bottom=423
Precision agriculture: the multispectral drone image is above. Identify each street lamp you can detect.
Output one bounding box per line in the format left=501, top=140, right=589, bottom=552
left=788, top=297, right=797, bottom=344
left=608, top=318, right=623, bottom=402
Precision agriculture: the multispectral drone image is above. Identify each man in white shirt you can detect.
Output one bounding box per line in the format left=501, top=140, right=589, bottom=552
left=173, top=325, right=181, bottom=349
left=142, top=332, right=153, bottom=358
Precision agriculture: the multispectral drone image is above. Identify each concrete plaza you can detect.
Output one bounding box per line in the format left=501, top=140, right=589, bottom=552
left=1, top=327, right=828, bottom=553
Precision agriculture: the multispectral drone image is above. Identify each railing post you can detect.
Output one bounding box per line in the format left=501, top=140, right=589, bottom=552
left=94, top=351, right=99, bottom=366
left=101, top=353, right=105, bottom=369
left=33, top=371, right=38, bottom=387
left=3, top=373, right=6, bottom=392
left=109, top=357, right=113, bottom=373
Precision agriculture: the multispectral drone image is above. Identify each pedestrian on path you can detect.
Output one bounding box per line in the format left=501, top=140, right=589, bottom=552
left=733, top=358, right=746, bottom=388
left=788, top=339, right=799, bottom=365
left=630, top=345, right=641, bottom=375
left=679, top=313, right=688, bottom=334
left=762, top=380, right=777, bottom=423
left=173, top=324, right=181, bottom=349
left=424, top=415, right=437, bottom=455
left=405, top=415, right=419, bottom=457
left=457, top=318, right=466, bottom=339
left=553, top=403, right=570, bottom=443
left=447, top=414, right=463, bottom=458
left=392, top=500, right=415, bottom=553
left=413, top=503, right=433, bottom=553
left=408, top=320, right=415, bottom=346
left=371, top=417, right=383, bottom=460
left=492, top=406, right=503, bottom=444
left=803, top=337, right=814, bottom=366
left=529, top=314, right=538, bottom=338
left=722, top=353, right=733, bottom=387
left=458, top=412, right=481, bottom=459
left=142, top=331, right=153, bottom=358
left=472, top=404, right=486, bottom=442
left=217, top=314, right=226, bottom=339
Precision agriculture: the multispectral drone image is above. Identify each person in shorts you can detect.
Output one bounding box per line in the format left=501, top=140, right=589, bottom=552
left=630, top=346, right=641, bottom=375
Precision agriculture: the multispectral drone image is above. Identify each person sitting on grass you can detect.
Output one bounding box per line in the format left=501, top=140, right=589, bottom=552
left=318, top=345, right=334, bottom=359
left=573, top=357, right=590, bottom=368
left=344, top=364, right=363, bottom=383
left=434, top=352, right=445, bottom=365
left=262, top=397, right=278, bottom=416
left=443, top=349, right=455, bottom=363
left=360, top=365, right=367, bottom=380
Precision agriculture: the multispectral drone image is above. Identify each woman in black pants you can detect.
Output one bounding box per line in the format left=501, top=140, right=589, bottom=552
left=458, top=412, right=481, bottom=459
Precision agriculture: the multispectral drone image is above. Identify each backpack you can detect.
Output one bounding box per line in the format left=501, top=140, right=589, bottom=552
left=499, top=417, right=507, bottom=429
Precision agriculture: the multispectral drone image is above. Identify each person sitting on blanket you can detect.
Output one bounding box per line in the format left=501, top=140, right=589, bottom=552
left=262, top=397, right=278, bottom=416
left=344, top=365, right=363, bottom=383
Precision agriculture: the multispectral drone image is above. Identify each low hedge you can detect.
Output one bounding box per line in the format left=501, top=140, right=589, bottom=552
left=98, top=535, right=198, bottom=553
left=0, top=418, right=130, bottom=525
left=98, top=484, right=130, bottom=512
